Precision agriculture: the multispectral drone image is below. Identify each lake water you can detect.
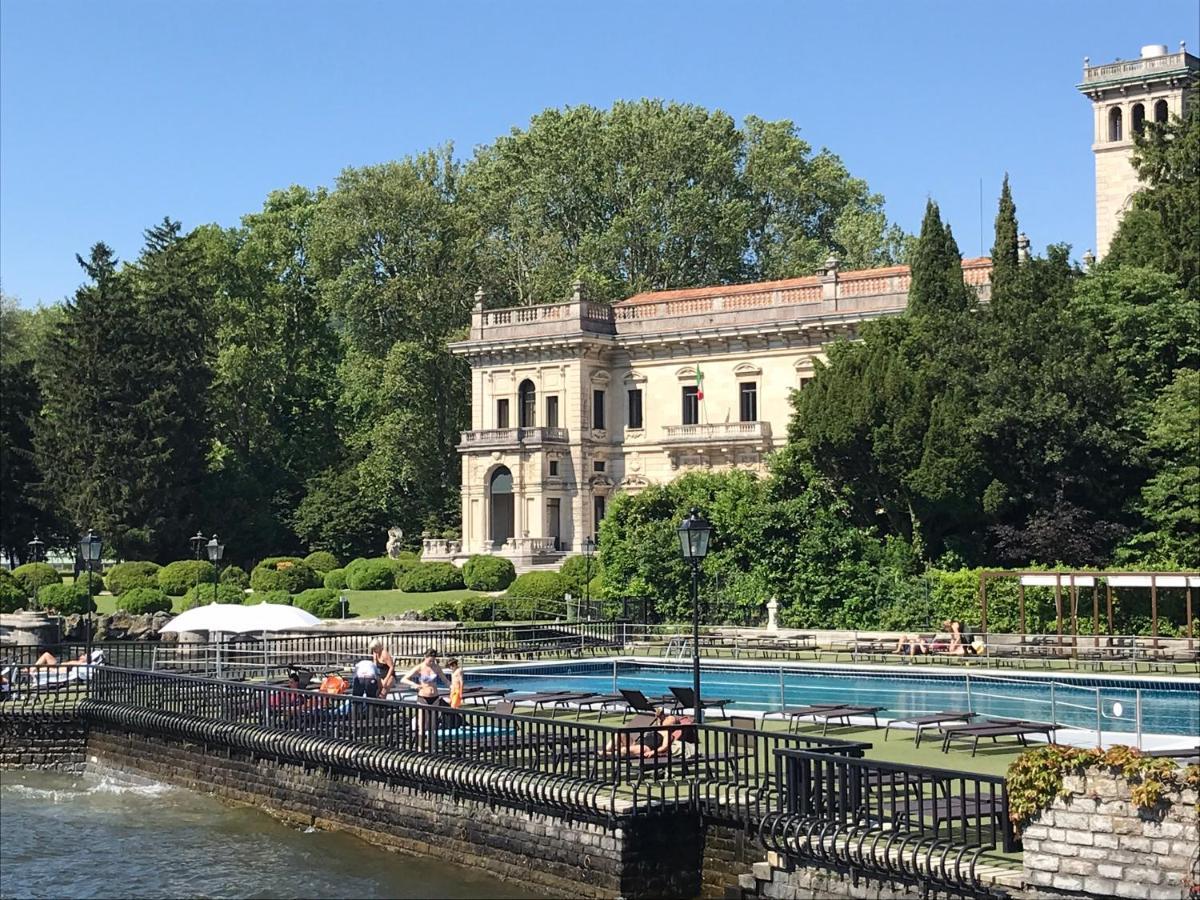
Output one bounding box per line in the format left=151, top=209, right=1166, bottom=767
left=0, top=769, right=543, bottom=899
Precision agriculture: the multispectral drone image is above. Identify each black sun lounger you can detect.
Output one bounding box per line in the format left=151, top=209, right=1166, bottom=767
left=939, top=719, right=1060, bottom=756
left=618, top=688, right=682, bottom=720
left=884, top=710, right=976, bottom=746
left=785, top=704, right=884, bottom=735
left=669, top=686, right=729, bottom=718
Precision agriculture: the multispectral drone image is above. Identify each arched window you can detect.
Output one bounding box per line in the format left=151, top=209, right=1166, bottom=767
left=518, top=379, right=536, bottom=428
left=1131, top=103, right=1145, bottom=136
left=1108, top=107, right=1123, bottom=142
left=489, top=466, right=514, bottom=545
left=1154, top=99, right=1169, bottom=123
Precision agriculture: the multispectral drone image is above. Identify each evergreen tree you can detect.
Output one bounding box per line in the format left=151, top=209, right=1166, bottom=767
left=990, top=175, right=1019, bottom=298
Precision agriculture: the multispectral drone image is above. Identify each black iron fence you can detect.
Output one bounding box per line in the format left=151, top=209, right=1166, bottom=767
left=80, top=666, right=870, bottom=821
left=760, top=748, right=1017, bottom=896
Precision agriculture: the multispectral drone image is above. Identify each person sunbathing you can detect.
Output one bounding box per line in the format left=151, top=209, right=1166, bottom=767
left=29, top=649, right=103, bottom=671
left=892, top=634, right=928, bottom=656
left=603, top=710, right=681, bottom=758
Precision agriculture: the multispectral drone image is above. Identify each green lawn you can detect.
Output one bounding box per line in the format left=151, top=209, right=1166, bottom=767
left=92, top=587, right=482, bottom=618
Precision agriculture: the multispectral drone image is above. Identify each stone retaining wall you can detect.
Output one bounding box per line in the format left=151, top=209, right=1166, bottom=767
left=1021, top=767, right=1199, bottom=899
left=85, top=720, right=708, bottom=898
left=0, top=713, right=87, bottom=771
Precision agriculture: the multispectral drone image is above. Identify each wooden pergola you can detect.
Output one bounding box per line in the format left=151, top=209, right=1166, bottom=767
left=978, top=570, right=1199, bottom=645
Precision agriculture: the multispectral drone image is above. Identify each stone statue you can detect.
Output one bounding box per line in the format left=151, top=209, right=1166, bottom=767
left=386, top=527, right=404, bottom=559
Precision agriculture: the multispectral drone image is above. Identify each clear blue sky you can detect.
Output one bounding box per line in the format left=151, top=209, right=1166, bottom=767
left=2, top=1, right=1197, bottom=306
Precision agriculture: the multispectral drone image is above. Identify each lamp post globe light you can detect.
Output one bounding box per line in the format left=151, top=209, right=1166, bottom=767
left=26, top=535, right=45, bottom=609
left=677, top=508, right=712, bottom=724
left=78, top=530, right=103, bottom=660
left=206, top=534, right=224, bottom=604
left=190, top=531, right=207, bottom=560
left=583, top=536, right=596, bottom=620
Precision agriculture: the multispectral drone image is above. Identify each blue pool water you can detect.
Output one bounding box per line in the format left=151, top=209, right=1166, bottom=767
left=467, top=661, right=1200, bottom=737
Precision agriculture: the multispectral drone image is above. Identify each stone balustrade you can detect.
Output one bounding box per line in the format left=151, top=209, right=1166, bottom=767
left=420, top=538, right=462, bottom=560
left=661, top=421, right=772, bottom=444
left=457, top=426, right=569, bottom=449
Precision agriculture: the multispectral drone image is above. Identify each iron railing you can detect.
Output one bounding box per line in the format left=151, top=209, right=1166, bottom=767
left=760, top=749, right=1017, bottom=897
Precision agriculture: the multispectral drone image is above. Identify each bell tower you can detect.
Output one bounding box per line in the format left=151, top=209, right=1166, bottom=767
left=1077, top=42, right=1199, bottom=258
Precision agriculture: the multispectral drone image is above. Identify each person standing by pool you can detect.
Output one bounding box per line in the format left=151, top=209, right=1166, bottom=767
left=369, top=640, right=396, bottom=697
left=400, top=649, right=450, bottom=736
left=446, top=658, right=464, bottom=709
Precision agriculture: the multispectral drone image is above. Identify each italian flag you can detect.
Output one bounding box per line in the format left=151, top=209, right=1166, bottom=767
left=695, top=364, right=704, bottom=400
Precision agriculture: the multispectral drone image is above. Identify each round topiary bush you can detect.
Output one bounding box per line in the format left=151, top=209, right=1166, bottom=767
left=424, top=599, right=460, bottom=621
left=116, top=587, right=172, bottom=615
left=106, top=561, right=161, bottom=597
left=398, top=562, right=465, bottom=593
left=180, top=582, right=246, bottom=609
left=559, top=553, right=602, bottom=597
left=462, top=555, right=516, bottom=592
left=345, top=558, right=395, bottom=591
left=13, top=562, right=62, bottom=594
left=294, top=587, right=340, bottom=618
left=323, top=568, right=347, bottom=590
left=158, top=560, right=216, bottom=596
left=250, top=557, right=320, bottom=594
left=220, top=565, right=250, bottom=589
left=0, top=570, right=26, bottom=613
left=303, top=550, right=340, bottom=574
left=244, top=590, right=291, bottom=606
left=37, top=581, right=96, bottom=615
left=505, top=571, right=567, bottom=604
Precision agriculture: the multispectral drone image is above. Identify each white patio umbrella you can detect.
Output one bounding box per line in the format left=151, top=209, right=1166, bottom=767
left=159, top=602, right=320, bottom=635
left=159, top=602, right=321, bottom=678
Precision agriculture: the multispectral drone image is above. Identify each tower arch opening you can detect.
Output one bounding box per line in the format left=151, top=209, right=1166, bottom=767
left=489, top=466, right=515, bottom=546
left=518, top=379, right=536, bottom=428
left=1131, top=103, right=1145, bottom=135
left=1154, top=99, right=1169, bottom=123
left=1108, top=106, right=1123, bottom=142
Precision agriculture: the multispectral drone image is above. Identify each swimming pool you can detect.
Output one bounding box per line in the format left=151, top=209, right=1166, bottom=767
left=466, top=660, right=1200, bottom=737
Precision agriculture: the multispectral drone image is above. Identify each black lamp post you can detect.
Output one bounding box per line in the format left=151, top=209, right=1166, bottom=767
left=78, top=531, right=103, bottom=660
left=26, top=535, right=45, bottom=610
left=583, top=536, right=596, bottom=620
left=206, top=534, right=224, bottom=603
left=677, top=508, right=712, bottom=723
left=190, top=531, right=207, bottom=561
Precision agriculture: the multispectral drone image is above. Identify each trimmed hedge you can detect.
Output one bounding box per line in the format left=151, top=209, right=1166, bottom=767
left=424, top=599, right=460, bottom=621
left=220, top=565, right=250, bottom=588
left=457, top=595, right=498, bottom=622
left=295, top=587, right=340, bottom=618
left=303, top=551, right=340, bottom=574
left=245, top=590, right=292, bottom=606
left=505, top=571, right=567, bottom=603
left=13, top=562, right=62, bottom=593
left=345, top=558, right=395, bottom=591
left=397, top=562, right=464, bottom=593
left=323, top=568, right=347, bottom=590
left=250, top=557, right=320, bottom=594
left=0, top=570, right=25, bottom=613
left=37, top=581, right=96, bottom=615
left=462, top=555, right=516, bottom=592
left=180, top=582, right=246, bottom=609
left=158, top=560, right=216, bottom=596
left=106, top=561, right=161, bottom=597
left=558, top=553, right=601, bottom=597
left=116, top=587, right=172, bottom=615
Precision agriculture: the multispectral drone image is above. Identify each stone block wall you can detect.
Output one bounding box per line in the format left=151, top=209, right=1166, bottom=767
left=1021, top=768, right=1199, bottom=899
left=0, top=713, right=87, bottom=771
left=85, top=721, right=706, bottom=899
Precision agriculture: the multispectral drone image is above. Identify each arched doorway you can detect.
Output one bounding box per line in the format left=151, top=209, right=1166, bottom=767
left=489, top=466, right=514, bottom=546
left=518, top=379, right=536, bottom=428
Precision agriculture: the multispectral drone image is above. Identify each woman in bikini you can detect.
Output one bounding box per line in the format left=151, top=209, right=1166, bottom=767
left=400, top=649, right=450, bottom=734
left=369, top=640, right=396, bottom=697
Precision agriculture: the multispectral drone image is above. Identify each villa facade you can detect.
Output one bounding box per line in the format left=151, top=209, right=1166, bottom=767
left=444, top=258, right=992, bottom=564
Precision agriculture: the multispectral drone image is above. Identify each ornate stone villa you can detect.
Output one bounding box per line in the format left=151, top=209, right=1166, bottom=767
left=443, top=258, right=992, bottom=564
left=420, top=40, right=1197, bottom=568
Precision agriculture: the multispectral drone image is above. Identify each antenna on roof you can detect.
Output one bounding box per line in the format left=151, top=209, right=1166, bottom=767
left=978, top=177, right=984, bottom=257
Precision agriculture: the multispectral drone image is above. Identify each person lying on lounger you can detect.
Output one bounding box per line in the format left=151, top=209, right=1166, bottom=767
left=29, top=649, right=103, bottom=670
left=892, top=634, right=927, bottom=656
left=603, top=710, right=689, bottom=758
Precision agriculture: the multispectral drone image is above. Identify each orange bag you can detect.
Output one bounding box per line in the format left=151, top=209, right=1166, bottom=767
left=319, top=673, right=348, bottom=694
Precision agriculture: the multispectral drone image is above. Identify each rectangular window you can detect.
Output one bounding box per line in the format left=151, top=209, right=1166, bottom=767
left=739, top=382, right=758, bottom=422
left=681, top=386, right=699, bottom=426
left=496, top=398, right=510, bottom=429
left=593, top=495, right=606, bottom=536
left=545, top=395, right=559, bottom=429
left=627, top=388, right=643, bottom=429
left=592, top=389, right=606, bottom=430
left=593, top=460, right=606, bottom=473
left=549, top=459, right=559, bottom=477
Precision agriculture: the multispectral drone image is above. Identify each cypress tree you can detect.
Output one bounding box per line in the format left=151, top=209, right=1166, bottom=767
left=990, top=175, right=1019, bottom=299
left=907, top=200, right=971, bottom=317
